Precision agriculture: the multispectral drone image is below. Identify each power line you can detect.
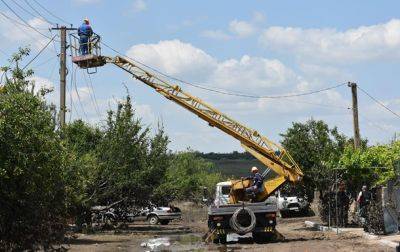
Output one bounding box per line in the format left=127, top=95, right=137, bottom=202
left=0, top=12, right=57, bottom=55
left=22, top=35, right=57, bottom=70
left=23, top=0, right=55, bottom=25
left=0, top=11, right=48, bottom=30
left=100, top=41, right=347, bottom=99
left=80, top=69, right=101, bottom=117
left=32, top=0, right=70, bottom=25
left=9, top=0, right=37, bottom=19
left=357, top=86, right=400, bottom=119
left=68, top=60, right=80, bottom=122
left=72, top=65, right=89, bottom=120
left=31, top=55, right=57, bottom=69
left=0, top=0, right=53, bottom=39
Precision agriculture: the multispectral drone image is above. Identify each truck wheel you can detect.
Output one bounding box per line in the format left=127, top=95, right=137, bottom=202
left=160, top=220, right=170, bottom=225
left=148, top=215, right=159, bottom=225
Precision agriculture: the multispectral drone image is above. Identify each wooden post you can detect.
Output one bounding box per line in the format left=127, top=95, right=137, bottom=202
left=51, top=25, right=76, bottom=127
left=348, top=82, right=361, bottom=149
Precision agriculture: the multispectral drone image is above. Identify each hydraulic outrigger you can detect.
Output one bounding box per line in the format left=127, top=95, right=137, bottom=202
left=70, top=36, right=303, bottom=204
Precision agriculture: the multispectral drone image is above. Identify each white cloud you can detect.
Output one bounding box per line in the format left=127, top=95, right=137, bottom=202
left=211, top=55, right=296, bottom=89
left=229, top=20, right=256, bottom=38
left=132, top=0, right=147, bottom=13
left=126, top=40, right=348, bottom=114
left=127, top=40, right=217, bottom=81
left=201, top=30, right=231, bottom=41
left=0, top=16, right=50, bottom=50
left=259, top=19, right=400, bottom=63
left=122, top=40, right=400, bottom=151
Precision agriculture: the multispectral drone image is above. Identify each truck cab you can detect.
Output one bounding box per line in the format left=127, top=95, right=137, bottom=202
left=208, top=181, right=278, bottom=244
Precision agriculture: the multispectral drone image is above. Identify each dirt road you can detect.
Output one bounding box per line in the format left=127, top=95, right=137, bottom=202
left=66, top=217, right=393, bottom=252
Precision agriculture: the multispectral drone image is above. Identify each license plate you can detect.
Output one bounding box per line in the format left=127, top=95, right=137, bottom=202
left=289, top=207, right=299, bottom=211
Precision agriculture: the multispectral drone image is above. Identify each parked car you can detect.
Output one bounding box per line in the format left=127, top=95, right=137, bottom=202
left=127, top=206, right=182, bottom=225
left=276, top=190, right=310, bottom=217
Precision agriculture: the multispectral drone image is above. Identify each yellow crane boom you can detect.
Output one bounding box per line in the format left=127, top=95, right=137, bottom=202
left=71, top=38, right=303, bottom=202
left=104, top=56, right=303, bottom=202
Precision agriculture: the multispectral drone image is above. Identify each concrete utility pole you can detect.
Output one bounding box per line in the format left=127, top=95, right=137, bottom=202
left=348, top=82, right=361, bottom=149
left=51, top=25, right=76, bottom=127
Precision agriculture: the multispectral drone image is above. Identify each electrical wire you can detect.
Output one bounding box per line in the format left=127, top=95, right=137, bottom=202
left=80, top=69, right=101, bottom=117
left=357, top=86, right=400, bottom=119
left=32, top=0, right=70, bottom=25
left=22, top=35, right=57, bottom=70
left=9, top=0, right=37, bottom=19
left=72, top=65, right=89, bottom=120
left=100, top=41, right=347, bottom=99
left=23, top=0, right=55, bottom=25
left=0, top=12, right=58, bottom=57
left=68, top=59, right=80, bottom=121
left=0, top=11, right=48, bottom=30
left=0, top=0, right=54, bottom=39
left=30, top=55, right=57, bottom=69
left=86, top=73, right=102, bottom=116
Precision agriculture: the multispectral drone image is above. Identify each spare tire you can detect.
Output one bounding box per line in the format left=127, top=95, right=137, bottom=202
left=230, top=207, right=256, bottom=234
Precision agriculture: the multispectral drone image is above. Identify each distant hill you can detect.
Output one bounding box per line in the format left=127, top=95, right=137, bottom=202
left=196, top=151, right=267, bottom=178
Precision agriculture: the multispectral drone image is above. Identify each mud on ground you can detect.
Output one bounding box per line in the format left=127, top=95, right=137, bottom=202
left=65, top=215, right=392, bottom=252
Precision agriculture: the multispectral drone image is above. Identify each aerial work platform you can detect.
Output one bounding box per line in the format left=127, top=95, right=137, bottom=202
left=71, top=54, right=107, bottom=69
left=70, top=32, right=107, bottom=72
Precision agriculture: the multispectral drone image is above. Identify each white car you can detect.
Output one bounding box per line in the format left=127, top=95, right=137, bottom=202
left=127, top=206, right=182, bottom=225
left=276, top=191, right=309, bottom=217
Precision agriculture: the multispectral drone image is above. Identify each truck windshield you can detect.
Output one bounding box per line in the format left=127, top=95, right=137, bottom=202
left=221, top=186, right=231, bottom=195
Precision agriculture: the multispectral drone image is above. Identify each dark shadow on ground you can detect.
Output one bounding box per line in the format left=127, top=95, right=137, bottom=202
left=66, top=238, right=128, bottom=245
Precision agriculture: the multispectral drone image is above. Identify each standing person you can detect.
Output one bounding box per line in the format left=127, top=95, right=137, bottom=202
left=357, top=185, right=371, bottom=218
left=243, top=167, right=263, bottom=198
left=336, top=182, right=350, bottom=227
left=78, top=18, right=93, bottom=55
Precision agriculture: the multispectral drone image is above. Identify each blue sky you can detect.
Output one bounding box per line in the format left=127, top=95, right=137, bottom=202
left=0, top=0, right=399, bottom=152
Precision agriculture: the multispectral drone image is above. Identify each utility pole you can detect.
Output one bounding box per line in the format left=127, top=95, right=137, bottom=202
left=51, top=25, right=76, bottom=127
left=348, top=82, right=361, bottom=149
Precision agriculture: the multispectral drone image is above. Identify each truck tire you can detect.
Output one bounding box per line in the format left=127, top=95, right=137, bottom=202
left=230, top=207, right=256, bottom=234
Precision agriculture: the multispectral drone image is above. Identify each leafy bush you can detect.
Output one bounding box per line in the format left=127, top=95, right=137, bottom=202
left=339, top=140, right=400, bottom=194
left=154, top=151, right=223, bottom=204
left=0, top=48, right=66, bottom=250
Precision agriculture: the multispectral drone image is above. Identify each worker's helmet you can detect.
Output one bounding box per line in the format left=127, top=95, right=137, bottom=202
left=251, top=166, right=258, bottom=172
left=83, top=17, right=90, bottom=24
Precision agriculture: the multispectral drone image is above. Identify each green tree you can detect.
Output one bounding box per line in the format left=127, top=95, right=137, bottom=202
left=339, top=140, right=400, bottom=194
left=0, top=48, right=66, bottom=250
left=154, top=151, right=223, bottom=204
left=90, top=95, right=170, bottom=209
left=280, top=119, right=348, bottom=200
left=61, top=120, right=101, bottom=226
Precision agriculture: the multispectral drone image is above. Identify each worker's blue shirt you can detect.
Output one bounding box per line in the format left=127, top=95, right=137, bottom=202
left=78, top=23, right=93, bottom=37
left=247, top=173, right=263, bottom=189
